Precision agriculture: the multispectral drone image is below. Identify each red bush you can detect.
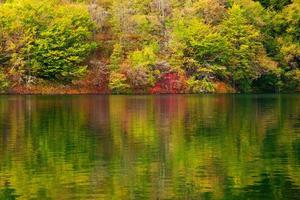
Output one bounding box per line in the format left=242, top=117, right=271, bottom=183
left=150, top=72, right=187, bottom=94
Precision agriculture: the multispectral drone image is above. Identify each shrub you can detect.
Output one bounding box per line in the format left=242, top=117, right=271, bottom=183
left=252, top=69, right=282, bottom=92
left=125, top=67, right=154, bottom=91
left=282, top=69, right=300, bottom=91
left=108, top=72, right=130, bottom=94
left=0, top=70, right=10, bottom=93
left=76, top=60, right=109, bottom=91
left=150, top=72, right=187, bottom=94
left=187, top=77, right=215, bottom=93
left=128, top=43, right=159, bottom=68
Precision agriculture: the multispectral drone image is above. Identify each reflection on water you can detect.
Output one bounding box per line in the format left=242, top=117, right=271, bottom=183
left=0, top=95, right=299, bottom=200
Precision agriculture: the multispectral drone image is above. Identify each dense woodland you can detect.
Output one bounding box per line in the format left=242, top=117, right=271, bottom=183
left=0, top=0, right=300, bottom=93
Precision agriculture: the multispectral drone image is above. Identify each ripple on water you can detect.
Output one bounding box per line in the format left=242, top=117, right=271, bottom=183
left=0, top=95, right=299, bottom=199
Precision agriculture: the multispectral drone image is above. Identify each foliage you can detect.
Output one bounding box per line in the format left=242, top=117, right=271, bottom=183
left=0, top=70, right=10, bottom=93
left=192, top=0, right=227, bottom=24
left=76, top=60, right=110, bottom=91
left=252, top=69, right=282, bottom=92
left=33, top=11, right=96, bottom=81
left=258, top=0, right=291, bottom=10
left=1, top=0, right=300, bottom=93
left=128, top=43, right=159, bottom=68
left=108, top=71, right=130, bottom=93
left=187, top=77, right=215, bottom=93
left=282, top=69, right=300, bottom=91
left=220, top=4, right=277, bottom=92
left=109, top=43, right=123, bottom=71
left=0, top=0, right=96, bottom=83
left=170, top=18, right=230, bottom=79
left=150, top=72, right=187, bottom=94
left=271, top=0, right=300, bottom=90
left=125, top=67, right=154, bottom=91
left=275, top=1, right=300, bottom=67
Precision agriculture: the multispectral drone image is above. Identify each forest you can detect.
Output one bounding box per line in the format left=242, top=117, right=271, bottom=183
left=0, top=0, right=299, bottom=94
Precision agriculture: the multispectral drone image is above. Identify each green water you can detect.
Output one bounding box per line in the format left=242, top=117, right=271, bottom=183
left=0, top=95, right=299, bottom=200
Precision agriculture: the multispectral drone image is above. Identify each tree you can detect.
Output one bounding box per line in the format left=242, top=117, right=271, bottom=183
left=170, top=17, right=229, bottom=84
left=109, top=43, right=123, bottom=71
left=32, top=7, right=96, bottom=81
left=220, top=4, right=277, bottom=92
left=109, top=71, right=130, bottom=93
left=271, top=0, right=300, bottom=90
left=276, top=0, right=300, bottom=69
left=0, top=0, right=96, bottom=83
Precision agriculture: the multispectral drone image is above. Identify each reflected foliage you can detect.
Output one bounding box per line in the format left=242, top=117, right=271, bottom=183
left=0, top=95, right=299, bottom=199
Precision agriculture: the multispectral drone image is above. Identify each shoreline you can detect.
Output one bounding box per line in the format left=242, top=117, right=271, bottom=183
left=2, top=90, right=298, bottom=95
left=2, top=81, right=239, bottom=95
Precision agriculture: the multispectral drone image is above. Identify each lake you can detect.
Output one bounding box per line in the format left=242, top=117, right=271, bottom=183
left=0, top=95, right=299, bottom=200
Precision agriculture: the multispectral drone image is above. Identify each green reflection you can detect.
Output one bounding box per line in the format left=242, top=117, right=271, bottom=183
left=0, top=95, right=299, bottom=200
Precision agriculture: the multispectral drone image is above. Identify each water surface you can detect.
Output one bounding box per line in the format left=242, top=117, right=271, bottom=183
left=0, top=94, right=299, bottom=200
